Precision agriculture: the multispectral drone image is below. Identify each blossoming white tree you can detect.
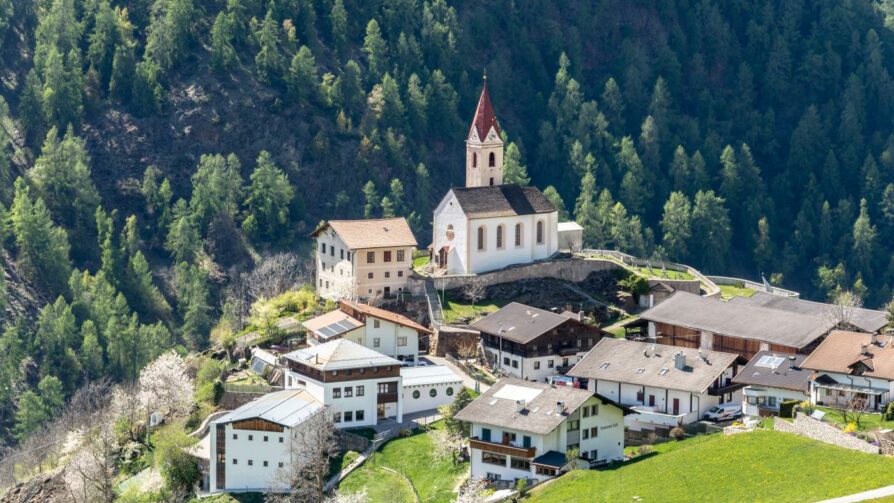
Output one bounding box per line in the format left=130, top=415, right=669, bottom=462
left=137, top=352, right=195, bottom=417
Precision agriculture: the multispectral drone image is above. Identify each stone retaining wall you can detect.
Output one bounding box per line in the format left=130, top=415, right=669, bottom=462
left=423, top=257, right=622, bottom=291
left=774, top=413, right=879, bottom=454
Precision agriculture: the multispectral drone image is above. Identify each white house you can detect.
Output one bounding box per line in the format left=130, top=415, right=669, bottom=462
left=802, top=331, right=894, bottom=412
left=454, top=378, right=629, bottom=484
left=732, top=351, right=811, bottom=416
left=312, top=218, right=417, bottom=301
left=282, top=339, right=403, bottom=427
left=430, top=80, right=564, bottom=275
left=209, top=389, right=323, bottom=493
left=471, top=303, right=604, bottom=382
left=400, top=365, right=464, bottom=414
left=303, top=300, right=432, bottom=364
left=567, top=338, right=742, bottom=431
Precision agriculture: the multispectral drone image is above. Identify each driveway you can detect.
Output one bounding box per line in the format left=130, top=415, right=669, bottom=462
left=425, top=355, right=491, bottom=393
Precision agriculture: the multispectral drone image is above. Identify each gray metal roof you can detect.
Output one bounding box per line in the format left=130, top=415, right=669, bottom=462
left=641, top=291, right=831, bottom=349
left=730, top=292, right=888, bottom=334
left=400, top=365, right=464, bottom=387
left=731, top=351, right=812, bottom=392
left=450, top=184, right=556, bottom=219
left=454, top=378, right=596, bottom=435
left=283, top=339, right=401, bottom=371
left=567, top=338, right=738, bottom=394
left=214, top=389, right=322, bottom=428
left=470, top=303, right=571, bottom=344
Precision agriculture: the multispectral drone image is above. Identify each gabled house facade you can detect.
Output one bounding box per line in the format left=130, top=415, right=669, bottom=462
left=732, top=351, right=811, bottom=416
left=801, top=331, right=894, bottom=412
left=454, top=378, right=629, bottom=484
left=311, top=218, right=417, bottom=301
left=567, top=338, right=742, bottom=431
left=282, top=339, right=403, bottom=427
left=209, top=389, right=324, bottom=493
left=471, top=303, right=604, bottom=382
left=303, top=300, right=431, bottom=364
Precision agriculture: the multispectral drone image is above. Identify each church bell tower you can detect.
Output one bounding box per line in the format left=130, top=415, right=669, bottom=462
left=465, top=74, right=504, bottom=187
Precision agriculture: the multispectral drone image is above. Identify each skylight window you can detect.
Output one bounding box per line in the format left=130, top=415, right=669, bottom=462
left=636, top=368, right=645, bottom=374
left=600, top=363, right=610, bottom=370
left=755, top=355, right=785, bottom=369
left=658, top=368, right=669, bottom=375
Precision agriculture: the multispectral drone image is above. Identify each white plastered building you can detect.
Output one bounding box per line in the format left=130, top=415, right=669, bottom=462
left=454, top=378, right=629, bottom=483
left=430, top=80, right=568, bottom=275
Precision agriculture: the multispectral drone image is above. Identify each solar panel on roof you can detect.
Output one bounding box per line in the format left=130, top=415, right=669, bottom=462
left=250, top=358, right=268, bottom=375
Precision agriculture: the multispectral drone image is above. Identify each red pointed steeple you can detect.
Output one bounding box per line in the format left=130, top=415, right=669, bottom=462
left=469, top=72, right=501, bottom=141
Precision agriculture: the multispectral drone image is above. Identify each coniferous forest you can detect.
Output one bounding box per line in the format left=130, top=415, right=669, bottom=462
left=3, top=0, right=894, bottom=447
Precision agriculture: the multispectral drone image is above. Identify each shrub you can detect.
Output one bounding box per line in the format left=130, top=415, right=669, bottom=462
left=669, top=427, right=685, bottom=440
left=398, top=428, right=413, bottom=438
left=154, top=428, right=200, bottom=492
left=797, top=400, right=815, bottom=416
left=885, top=402, right=894, bottom=421
left=515, top=478, right=528, bottom=496
left=636, top=444, right=653, bottom=456
left=844, top=422, right=858, bottom=434
left=779, top=400, right=800, bottom=418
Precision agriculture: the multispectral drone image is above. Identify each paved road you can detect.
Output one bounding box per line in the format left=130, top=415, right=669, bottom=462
left=817, top=485, right=894, bottom=503
left=425, top=355, right=491, bottom=393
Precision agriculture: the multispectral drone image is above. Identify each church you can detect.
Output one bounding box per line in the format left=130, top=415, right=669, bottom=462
left=430, top=79, right=561, bottom=275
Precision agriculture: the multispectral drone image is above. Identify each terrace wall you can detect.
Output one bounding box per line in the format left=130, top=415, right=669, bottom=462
left=774, top=413, right=879, bottom=454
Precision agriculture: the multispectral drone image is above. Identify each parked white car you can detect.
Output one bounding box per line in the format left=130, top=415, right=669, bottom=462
left=703, top=403, right=742, bottom=422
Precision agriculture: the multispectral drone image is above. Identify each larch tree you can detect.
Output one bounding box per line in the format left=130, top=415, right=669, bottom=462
left=503, top=142, right=530, bottom=186
left=660, top=192, right=692, bottom=261
left=243, top=151, right=294, bottom=241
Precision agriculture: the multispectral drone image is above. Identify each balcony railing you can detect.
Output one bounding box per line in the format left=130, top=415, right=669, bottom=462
left=469, top=438, right=537, bottom=458
left=377, top=392, right=398, bottom=404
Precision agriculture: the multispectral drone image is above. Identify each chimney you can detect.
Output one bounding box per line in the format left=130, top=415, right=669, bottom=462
left=674, top=352, right=687, bottom=370
left=516, top=399, right=526, bottom=412
left=872, top=334, right=879, bottom=346
left=861, top=344, right=869, bottom=356
left=556, top=401, right=565, bottom=414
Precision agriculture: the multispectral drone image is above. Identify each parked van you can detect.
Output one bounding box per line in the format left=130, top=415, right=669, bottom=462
left=703, top=403, right=742, bottom=422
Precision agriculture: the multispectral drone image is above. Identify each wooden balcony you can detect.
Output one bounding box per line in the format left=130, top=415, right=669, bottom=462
left=469, top=438, right=536, bottom=458
left=377, top=392, right=398, bottom=404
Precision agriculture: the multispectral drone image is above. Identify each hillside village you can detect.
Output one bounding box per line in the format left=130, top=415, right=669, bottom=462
left=8, top=79, right=894, bottom=503
left=17, top=82, right=894, bottom=503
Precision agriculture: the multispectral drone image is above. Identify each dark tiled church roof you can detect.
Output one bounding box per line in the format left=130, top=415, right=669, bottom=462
left=451, top=184, right=556, bottom=218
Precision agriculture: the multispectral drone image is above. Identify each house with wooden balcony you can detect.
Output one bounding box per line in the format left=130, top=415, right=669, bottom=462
left=454, top=378, right=630, bottom=485
left=567, top=338, right=743, bottom=432
left=638, top=291, right=887, bottom=361
left=282, top=339, right=404, bottom=427
left=471, top=303, right=606, bottom=382
left=732, top=351, right=811, bottom=416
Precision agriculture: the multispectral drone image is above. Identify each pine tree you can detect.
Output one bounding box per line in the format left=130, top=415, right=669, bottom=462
left=189, top=153, right=243, bottom=231
left=287, top=45, right=319, bottom=102
left=618, top=137, right=648, bottom=214
left=10, top=179, right=72, bottom=295
left=660, top=192, right=692, bottom=261
left=79, top=320, right=104, bottom=379
left=210, top=11, right=237, bottom=72
left=14, top=376, right=64, bottom=441
left=415, top=163, right=431, bottom=210
left=330, top=0, right=348, bottom=52
left=853, top=198, right=877, bottom=275
left=754, top=216, right=774, bottom=274
left=243, top=151, right=294, bottom=240
left=145, top=0, right=195, bottom=73
left=601, top=77, right=625, bottom=132
left=254, top=8, right=284, bottom=85
left=690, top=190, right=731, bottom=271
left=363, top=19, right=389, bottom=81
left=574, top=171, right=603, bottom=247
left=669, top=145, right=691, bottom=195
left=380, top=196, right=395, bottom=218
left=503, top=142, right=530, bottom=186
left=363, top=181, right=379, bottom=219
left=543, top=186, right=569, bottom=220
left=165, top=199, right=200, bottom=263
left=389, top=179, right=405, bottom=215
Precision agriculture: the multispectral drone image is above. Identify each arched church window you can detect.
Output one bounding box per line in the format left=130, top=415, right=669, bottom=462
left=472, top=153, right=477, bottom=168
left=446, top=224, right=455, bottom=240
left=477, top=226, right=486, bottom=251
left=536, top=220, right=544, bottom=244
left=515, top=223, right=522, bottom=247
left=496, top=225, right=504, bottom=249
left=488, top=152, right=496, bottom=167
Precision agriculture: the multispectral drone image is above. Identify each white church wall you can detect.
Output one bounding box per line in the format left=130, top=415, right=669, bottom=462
left=432, top=191, right=470, bottom=274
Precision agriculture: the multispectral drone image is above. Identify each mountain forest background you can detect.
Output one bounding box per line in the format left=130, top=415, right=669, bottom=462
left=3, top=0, right=894, bottom=447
